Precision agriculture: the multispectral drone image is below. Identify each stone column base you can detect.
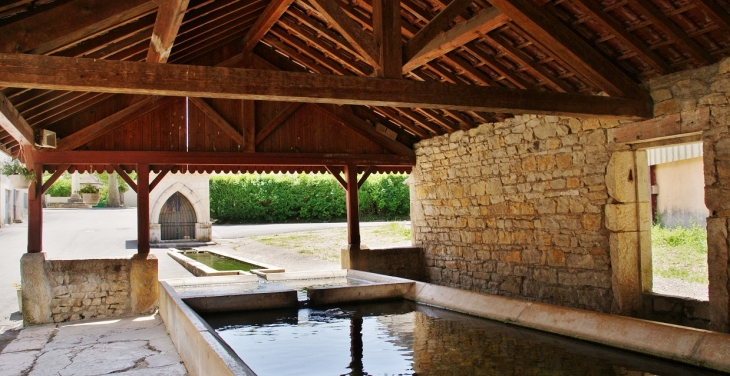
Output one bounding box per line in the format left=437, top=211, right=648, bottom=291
left=20, top=252, right=52, bottom=325
left=130, top=254, right=159, bottom=315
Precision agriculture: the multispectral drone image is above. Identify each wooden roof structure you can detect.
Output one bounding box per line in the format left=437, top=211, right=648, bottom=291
left=1, top=0, right=729, bottom=173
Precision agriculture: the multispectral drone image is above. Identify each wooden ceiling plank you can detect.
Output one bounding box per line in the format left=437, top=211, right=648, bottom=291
left=695, top=0, right=730, bottom=32
left=370, top=106, right=431, bottom=138
left=403, top=7, right=509, bottom=72
left=314, top=103, right=415, bottom=156
left=488, top=0, right=646, bottom=98
left=188, top=97, right=244, bottom=146
left=372, top=0, right=403, bottom=78
left=403, top=0, right=474, bottom=63
left=56, top=96, right=175, bottom=151
left=256, top=102, right=304, bottom=145
left=171, top=17, right=259, bottom=63
left=0, top=53, right=651, bottom=119
left=630, top=0, right=714, bottom=65
left=309, top=0, right=381, bottom=68
left=487, top=32, right=574, bottom=93
left=285, top=7, right=362, bottom=59
left=396, top=107, right=445, bottom=134
left=147, top=0, right=190, bottom=63
left=462, top=42, right=531, bottom=89
left=0, top=92, right=36, bottom=149
left=569, top=0, right=671, bottom=75
left=33, top=94, right=115, bottom=130
left=0, top=0, right=165, bottom=55
left=266, top=30, right=352, bottom=75
left=242, top=0, right=296, bottom=51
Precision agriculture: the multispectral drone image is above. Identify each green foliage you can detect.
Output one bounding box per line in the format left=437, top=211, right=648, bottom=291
left=1, top=159, right=35, bottom=182
left=79, top=183, right=100, bottom=194
left=651, top=223, right=707, bottom=251
left=651, top=224, right=708, bottom=284
left=45, top=177, right=71, bottom=197
left=210, top=173, right=410, bottom=223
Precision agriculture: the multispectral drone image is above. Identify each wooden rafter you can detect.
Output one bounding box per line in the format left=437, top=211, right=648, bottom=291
left=0, top=0, right=165, bottom=55
left=149, top=166, right=171, bottom=191
left=147, top=0, right=190, bottom=63
left=255, top=102, right=304, bottom=145
left=403, top=0, right=474, bottom=65
left=309, top=0, right=381, bottom=68
left=112, top=165, right=138, bottom=193
left=56, top=96, right=175, bottom=151
left=0, top=53, right=650, bottom=119
left=0, top=92, right=36, bottom=149
left=314, top=103, right=414, bottom=156
left=325, top=166, right=347, bottom=189
left=242, top=0, right=296, bottom=51
left=403, top=7, right=509, bottom=72
left=42, top=165, right=71, bottom=194
left=188, top=97, right=245, bottom=146
left=489, top=0, right=647, bottom=99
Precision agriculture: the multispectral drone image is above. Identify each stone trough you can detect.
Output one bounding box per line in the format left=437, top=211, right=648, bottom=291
left=167, top=248, right=284, bottom=277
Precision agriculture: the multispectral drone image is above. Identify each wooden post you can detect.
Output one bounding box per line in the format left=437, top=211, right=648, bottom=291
left=344, top=164, right=360, bottom=247
left=137, top=163, right=150, bottom=255
left=27, top=163, right=43, bottom=253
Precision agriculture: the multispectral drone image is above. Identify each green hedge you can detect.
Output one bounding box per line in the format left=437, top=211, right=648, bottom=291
left=210, top=173, right=410, bottom=223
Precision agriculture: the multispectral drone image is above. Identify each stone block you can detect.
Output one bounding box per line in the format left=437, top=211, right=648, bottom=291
left=605, top=203, right=639, bottom=232
left=606, top=151, right=637, bottom=203
left=609, top=232, right=642, bottom=316
left=130, top=254, right=159, bottom=315
left=21, top=253, right=52, bottom=326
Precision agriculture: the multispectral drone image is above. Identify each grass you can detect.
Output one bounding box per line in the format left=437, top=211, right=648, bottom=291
left=651, top=224, right=708, bottom=284
left=251, top=222, right=412, bottom=263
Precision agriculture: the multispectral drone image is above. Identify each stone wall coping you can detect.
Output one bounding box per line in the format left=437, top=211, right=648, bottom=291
left=264, top=269, right=348, bottom=281
left=348, top=270, right=730, bottom=373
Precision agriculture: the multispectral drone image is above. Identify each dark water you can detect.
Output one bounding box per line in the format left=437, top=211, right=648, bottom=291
left=183, top=252, right=258, bottom=271
left=202, top=301, right=728, bottom=376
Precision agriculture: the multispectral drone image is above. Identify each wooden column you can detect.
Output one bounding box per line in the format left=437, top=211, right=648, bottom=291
left=137, top=163, right=150, bottom=255
left=344, top=164, right=360, bottom=247
left=27, top=163, right=43, bottom=253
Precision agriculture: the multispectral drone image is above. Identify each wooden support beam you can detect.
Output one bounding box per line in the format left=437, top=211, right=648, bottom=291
left=0, top=0, right=165, bottom=55
left=33, top=151, right=416, bottom=166
left=373, top=0, right=402, bottom=78
left=488, top=0, right=647, bottom=99
left=243, top=100, right=256, bottom=152
left=149, top=166, right=171, bottom=192
left=344, top=164, right=360, bottom=246
left=256, top=102, right=303, bottom=145
left=241, top=0, right=295, bottom=51
left=402, top=7, right=508, bottom=72
left=112, top=164, right=138, bottom=193
left=188, top=97, right=244, bottom=146
left=0, top=54, right=652, bottom=119
left=0, top=92, right=36, bottom=149
left=56, top=96, right=175, bottom=151
left=147, top=0, right=190, bottom=63
left=309, top=0, right=380, bottom=68
left=357, top=166, right=373, bottom=189
left=137, top=164, right=150, bottom=254
left=42, top=165, right=71, bottom=194
left=403, top=0, right=473, bottom=65
left=28, top=163, right=43, bottom=253
left=609, top=109, right=708, bottom=144
left=326, top=166, right=347, bottom=189
left=313, top=104, right=415, bottom=156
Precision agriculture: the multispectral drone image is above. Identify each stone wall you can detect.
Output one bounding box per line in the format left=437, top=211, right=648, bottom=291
left=411, top=115, right=620, bottom=312
left=21, top=253, right=159, bottom=325
left=342, top=246, right=426, bottom=281
left=642, top=293, right=710, bottom=330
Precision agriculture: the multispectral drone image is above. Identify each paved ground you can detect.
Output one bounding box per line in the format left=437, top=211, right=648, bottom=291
left=0, top=314, right=186, bottom=376
left=211, top=220, right=405, bottom=239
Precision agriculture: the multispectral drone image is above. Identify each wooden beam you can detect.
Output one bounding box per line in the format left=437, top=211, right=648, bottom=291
left=373, top=0, right=402, bottom=78
left=0, top=54, right=652, bottom=119
left=28, top=163, right=43, bottom=253
left=149, top=166, right=171, bottom=192
left=0, top=91, right=36, bottom=148
left=314, top=104, right=415, bottom=156
left=344, top=164, right=360, bottom=246
left=403, top=0, right=473, bottom=65
left=34, top=151, right=416, bottom=166
left=137, top=163, right=150, bottom=254
left=488, top=0, right=647, bottom=99
left=56, top=96, right=175, bottom=151
left=609, top=108, right=708, bottom=144
left=357, top=166, right=373, bottom=189
left=326, top=166, right=347, bottom=189
left=188, top=97, right=244, bottom=146
left=42, top=164, right=71, bottom=195
left=241, top=0, right=295, bottom=51
left=402, top=7, right=508, bottom=72
left=112, top=164, right=138, bottom=193
left=255, top=102, right=303, bottom=145
left=0, top=0, right=165, bottom=55
left=147, top=0, right=190, bottom=63
left=309, top=0, right=380, bottom=68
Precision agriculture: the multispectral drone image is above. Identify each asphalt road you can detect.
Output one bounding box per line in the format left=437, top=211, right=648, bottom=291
left=0, top=209, right=399, bottom=330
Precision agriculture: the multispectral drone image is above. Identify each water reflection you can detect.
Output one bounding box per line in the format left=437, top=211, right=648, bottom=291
left=203, top=301, right=726, bottom=376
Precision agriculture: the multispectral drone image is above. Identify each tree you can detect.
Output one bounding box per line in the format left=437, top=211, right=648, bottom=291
left=107, top=172, right=121, bottom=207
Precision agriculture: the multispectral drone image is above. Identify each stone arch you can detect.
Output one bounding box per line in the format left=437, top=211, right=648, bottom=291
left=151, top=182, right=205, bottom=225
